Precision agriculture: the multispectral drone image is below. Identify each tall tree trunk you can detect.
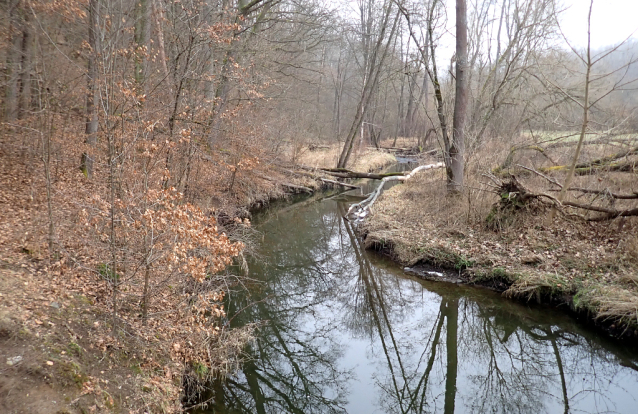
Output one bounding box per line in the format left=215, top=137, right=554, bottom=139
left=5, top=0, right=22, bottom=121
left=449, top=0, right=468, bottom=193
left=82, top=0, right=99, bottom=179
left=150, top=0, right=169, bottom=79
left=550, top=0, right=593, bottom=222
left=404, top=67, right=417, bottom=137
left=18, top=10, right=32, bottom=119
left=425, top=0, right=451, bottom=170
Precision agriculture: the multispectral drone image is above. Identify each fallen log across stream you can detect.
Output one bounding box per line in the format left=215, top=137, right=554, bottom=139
left=299, top=165, right=411, bottom=180
left=345, top=162, right=445, bottom=220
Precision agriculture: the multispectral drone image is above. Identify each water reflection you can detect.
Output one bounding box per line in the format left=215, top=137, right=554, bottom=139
left=198, top=196, right=638, bottom=414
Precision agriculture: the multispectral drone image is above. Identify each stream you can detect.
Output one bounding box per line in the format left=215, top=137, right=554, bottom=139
left=197, top=165, right=638, bottom=414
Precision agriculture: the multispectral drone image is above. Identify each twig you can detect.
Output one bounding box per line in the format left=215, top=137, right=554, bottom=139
left=516, top=164, right=562, bottom=187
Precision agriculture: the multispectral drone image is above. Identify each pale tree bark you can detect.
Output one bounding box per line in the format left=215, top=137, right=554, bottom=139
left=449, top=0, right=468, bottom=193
left=150, top=0, right=169, bottom=79
left=82, top=0, right=99, bottom=179
left=345, top=162, right=445, bottom=219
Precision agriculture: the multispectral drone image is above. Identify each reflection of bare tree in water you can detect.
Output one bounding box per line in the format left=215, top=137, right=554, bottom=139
left=338, top=203, right=638, bottom=414
left=191, top=203, right=356, bottom=414
left=196, top=300, right=352, bottom=414
left=336, top=202, right=415, bottom=340
left=197, top=199, right=638, bottom=414
left=371, top=286, right=638, bottom=414
left=338, top=204, right=460, bottom=413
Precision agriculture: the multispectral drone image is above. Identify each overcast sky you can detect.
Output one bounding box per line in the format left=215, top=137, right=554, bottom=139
left=340, top=0, right=638, bottom=62
left=560, top=0, right=638, bottom=49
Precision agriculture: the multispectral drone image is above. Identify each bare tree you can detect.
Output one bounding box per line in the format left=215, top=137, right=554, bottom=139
left=449, top=0, right=468, bottom=193
left=81, top=0, right=99, bottom=179
left=337, top=0, right=401, bottom=168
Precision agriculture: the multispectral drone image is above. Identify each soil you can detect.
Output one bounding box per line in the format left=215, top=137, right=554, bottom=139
left=0, top=259, right=174, bottom=414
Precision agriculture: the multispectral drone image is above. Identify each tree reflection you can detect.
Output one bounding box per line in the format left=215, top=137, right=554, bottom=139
left=338, top=203, right=638, bottom=414
left=197, top=198, right=638, bottom=414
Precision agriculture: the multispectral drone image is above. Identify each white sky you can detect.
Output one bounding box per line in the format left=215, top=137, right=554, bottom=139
left=340, top=0, right=638, bottom=63
left=433, top=0, right=638, bottom=64
left=559, top=0, right=638, bottom=49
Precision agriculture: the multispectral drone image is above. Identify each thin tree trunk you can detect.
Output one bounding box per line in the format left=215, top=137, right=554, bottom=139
left=551, top=0, right=593, bottom=221
left=44, top=113, right=55, bottom=254
left=82, top=0, right=99, bottom=179
left=142, top=262, right=150, bottom=324
left=338, top=5, right=400, bottom=168
left=134, top=0, right=149, bottom=89
left=109, top=129, right=118, bottom=334
left=426, top=0, right=451, bottom=171
left=150, top=0, right=169, bottom=79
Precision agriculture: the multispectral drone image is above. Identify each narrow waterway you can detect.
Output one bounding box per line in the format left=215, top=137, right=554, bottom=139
left=199, top=172, right=638, bottom=414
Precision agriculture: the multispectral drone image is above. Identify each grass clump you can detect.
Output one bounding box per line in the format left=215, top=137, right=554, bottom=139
left=504, top=271, right=574, bottom=301
left=575, top=286, right=638, bottom=330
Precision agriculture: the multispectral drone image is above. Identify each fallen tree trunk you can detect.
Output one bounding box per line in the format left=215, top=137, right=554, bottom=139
left=541, top=161, right=637, bottom=175
left=345, top=162, right=445, bottom=220
left=552, top=187, right=638, bottom=199
left=495, top=145, right=638, bottom=176
left=545, top=136, right=635, bottom=149
left=300, top=165, right=409, bottom=180
left=499, top=160, right=637, bottom=177
left=279, top=167, right=360, bottom=190
left=518, top=164, right=638, bottom=199
left=254, top=173, right=314, bottom=194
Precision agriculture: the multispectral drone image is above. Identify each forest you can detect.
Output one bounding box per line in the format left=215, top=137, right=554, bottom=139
left=1, top=0, right=637, bottom=412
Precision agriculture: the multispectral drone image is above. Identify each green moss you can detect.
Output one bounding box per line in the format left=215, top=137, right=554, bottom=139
left=471, top=267, right=518, bottom=284
left=67, top=342, right=82, bottom=357
left=417, top=245, right=474, bottom=270
left=57, top=361, right=88, bottom=389
left=130, top=363, right=143, bottom=375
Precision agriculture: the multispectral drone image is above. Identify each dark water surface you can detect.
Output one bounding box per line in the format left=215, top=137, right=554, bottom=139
left=201, top=176, right=638, bottom=414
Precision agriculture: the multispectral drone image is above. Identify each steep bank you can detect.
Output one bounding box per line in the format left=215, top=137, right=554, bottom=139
left=360, top=169, right=638, bottom=339
left=0, top=136, right=394, bottom=414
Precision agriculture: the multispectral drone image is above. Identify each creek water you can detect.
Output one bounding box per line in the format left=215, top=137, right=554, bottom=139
left=198, top=167, right=638, bottom=414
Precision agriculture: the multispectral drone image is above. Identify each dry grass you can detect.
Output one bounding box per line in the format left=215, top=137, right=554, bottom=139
left=378, top=136, right=421, bottom=148
left=297, top=143, right=396, bottom=172
left=504, top=271, right=574, bottom=300
left=578, top=286, right=638, bottom=329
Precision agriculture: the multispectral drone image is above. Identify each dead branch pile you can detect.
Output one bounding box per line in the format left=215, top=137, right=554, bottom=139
left=486, top=172, right=638, bottom=222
